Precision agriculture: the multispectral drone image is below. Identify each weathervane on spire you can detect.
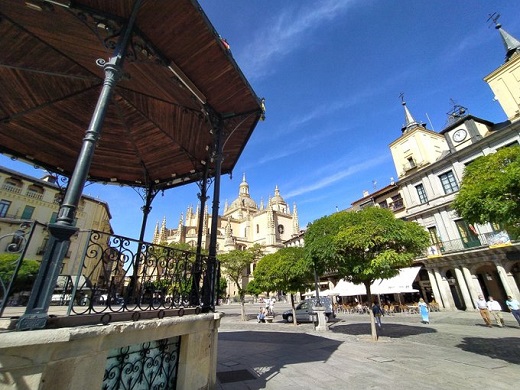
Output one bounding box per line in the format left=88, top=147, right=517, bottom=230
left=487, top=12, right=501, bottom=28
left=399, top=92, right=405, bottom=103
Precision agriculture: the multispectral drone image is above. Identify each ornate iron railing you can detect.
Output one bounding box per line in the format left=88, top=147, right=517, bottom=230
left=1, top=225, right=212, bottom=324
left=63, top=230, right=208, bottom=317
left=425, top=230, right=513, bottom=257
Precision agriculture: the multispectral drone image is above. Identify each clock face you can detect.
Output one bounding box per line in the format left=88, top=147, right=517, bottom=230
left=452, top=128, right=467, bottom=142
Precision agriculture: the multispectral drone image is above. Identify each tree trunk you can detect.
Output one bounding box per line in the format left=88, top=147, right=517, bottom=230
left=366, top=283, right=378, bottom=341
left=240, top=295, right=246, bottom=321
left=290, top=293, right=297, bottom=325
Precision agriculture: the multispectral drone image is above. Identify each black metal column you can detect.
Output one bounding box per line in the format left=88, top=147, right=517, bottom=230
left=128, top=183, right=158, bottom=303
left=190, top=165, right=209, bottom=306
left=17, top=0, right=143, bottom=330
left=202, top=116, right=224, bottom=312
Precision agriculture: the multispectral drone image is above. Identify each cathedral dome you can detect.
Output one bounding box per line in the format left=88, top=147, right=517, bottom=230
left=228, top=174, right=258, bottom=211
left=269, top=185, right=286, bottom=205
left=230, top=196, right=258, bottom=209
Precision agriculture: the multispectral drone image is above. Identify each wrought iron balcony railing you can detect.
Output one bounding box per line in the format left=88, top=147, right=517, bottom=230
left=425, top=230, right=513, bottom=257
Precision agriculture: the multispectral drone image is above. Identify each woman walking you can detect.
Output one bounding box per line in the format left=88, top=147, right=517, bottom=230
left=418, top=298, right=429, bottom=324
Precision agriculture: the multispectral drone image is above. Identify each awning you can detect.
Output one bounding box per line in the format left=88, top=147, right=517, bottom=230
left=371, top=267, right=421, bottom=294
left=332, top=267, right=421, bottom=296
left=331, top=280, right=367, bottom=297
left=303, top=289, right=339, bottom=297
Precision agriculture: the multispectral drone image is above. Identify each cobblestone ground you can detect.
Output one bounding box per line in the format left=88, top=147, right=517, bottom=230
left=217, top=304, right=520, bottom=389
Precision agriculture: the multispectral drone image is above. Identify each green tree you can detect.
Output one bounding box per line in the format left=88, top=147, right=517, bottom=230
left=245, top=278, right=264, bottom=298
left=253, top=247, right=312, bottom=324
left=305, top=207, right=429, bottom=340
left=0, top=253, right=40, bottom=294
left=453, top=145, right=520, bottom=238
left=218, top=244, right=263, bottom=320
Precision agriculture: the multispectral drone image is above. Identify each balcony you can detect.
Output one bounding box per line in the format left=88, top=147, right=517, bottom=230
left=426, top=231, right=513, bottom=256
left=26, top=190, right=44, bottom=200
left=389, top=198, right=404, bottom=212
left=1, top=183, right=22, bottom=194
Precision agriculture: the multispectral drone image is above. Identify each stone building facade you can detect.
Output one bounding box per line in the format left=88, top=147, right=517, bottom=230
left=0, top=166, right=113, bottom=288
left=152, top=174, right=300, bottom=298
left=386, top=22, right=520, bottom=310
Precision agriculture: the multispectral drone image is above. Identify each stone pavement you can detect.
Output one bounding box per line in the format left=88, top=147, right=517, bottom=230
left=216, top=308, right=520, bottom=389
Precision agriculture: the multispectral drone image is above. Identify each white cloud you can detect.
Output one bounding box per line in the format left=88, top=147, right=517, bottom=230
left=284, top=153, right=390, bottom=198
left=239, top=0, right=356, bottom=80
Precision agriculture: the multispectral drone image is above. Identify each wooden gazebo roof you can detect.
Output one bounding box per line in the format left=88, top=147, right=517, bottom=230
left=0, top=0, right=263, bottom=189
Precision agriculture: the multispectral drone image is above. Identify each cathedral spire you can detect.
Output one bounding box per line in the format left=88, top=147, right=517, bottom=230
left=292, top=203, right=300, bottom=234
left=492, top=16, right=520, bottom=62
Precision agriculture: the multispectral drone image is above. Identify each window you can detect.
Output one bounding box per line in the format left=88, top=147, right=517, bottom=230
left=378, top=200, right=388, bottom=208
left=427, top=226, right=444, bottom=255
left=407, top=157, right=416, bottom=168
left=415, top=183, right=428, bottom=204
left=455, top=220, right=481, bottom=248
left=427, top=227, right=441, bottom=246
left=439, top=170, right=459, bottom=194
left=20, top=205, right=35, bottom=220
left=0, top=200, right=11, bottom=217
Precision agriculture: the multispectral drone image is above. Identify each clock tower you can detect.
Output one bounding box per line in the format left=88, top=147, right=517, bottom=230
left=439, top=103, right=494, bottom=152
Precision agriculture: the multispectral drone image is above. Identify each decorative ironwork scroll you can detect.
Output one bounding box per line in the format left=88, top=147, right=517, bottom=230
left=103, top=337, right=180, bottom=390
left=67, top=229, right=207, bottom=318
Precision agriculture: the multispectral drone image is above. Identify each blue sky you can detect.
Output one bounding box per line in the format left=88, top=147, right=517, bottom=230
left=2, top=0, right=520, bottom=241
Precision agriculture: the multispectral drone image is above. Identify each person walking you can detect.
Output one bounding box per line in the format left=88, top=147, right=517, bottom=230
left=505, top=295, right=520, bottom=326
left=487, top=296, right=504, bottom=327
left=372, top=302, right=383, bottom=328
left=475, top=294, right=492, bottom=327
left=418, top=298, right=429, bottom=324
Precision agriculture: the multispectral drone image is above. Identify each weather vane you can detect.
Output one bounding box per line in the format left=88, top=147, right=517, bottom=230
left=487, top=12, right=500, bottom=28
left=399, top=92, right=405, bottom=103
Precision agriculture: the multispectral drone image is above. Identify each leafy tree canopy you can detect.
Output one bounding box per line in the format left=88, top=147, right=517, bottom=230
left=453, top=145, right=520, bottom=238
left=305, top=207, right=429, bottom=290
left=219, top=244, right=264, bottom=320
left=218, top=244, right=264, bottom=300
left=0, top=253, right=40, bottom=293
left=305, top=207, right=429, bottom=340
left=253, top=247, right=311, bottom=294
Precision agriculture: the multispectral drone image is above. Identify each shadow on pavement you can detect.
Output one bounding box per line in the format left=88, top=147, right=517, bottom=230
left=217, top=331, right=342, bottom=389
left=330, top=322, right=437, bottom=338
left=456, top=337, right=520, bottom=364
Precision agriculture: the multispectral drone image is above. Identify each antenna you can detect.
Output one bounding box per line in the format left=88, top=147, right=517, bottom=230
left=487, top=12, right=501, bottom=28
left=425, top=112, right=435, bottom=131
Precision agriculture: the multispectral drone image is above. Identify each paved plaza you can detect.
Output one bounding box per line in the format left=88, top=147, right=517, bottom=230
left=216, top=303, right=520, bottom=389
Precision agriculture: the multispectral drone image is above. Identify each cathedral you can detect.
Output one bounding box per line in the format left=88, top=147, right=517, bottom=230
left=152, top=174, right=300, bottom=297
